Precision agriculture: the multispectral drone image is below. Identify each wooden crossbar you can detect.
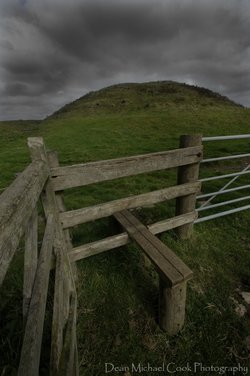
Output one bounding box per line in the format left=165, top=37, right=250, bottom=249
left=114, top=210, right=193, bottom=286
left=69, top=211, right=198, bottom=263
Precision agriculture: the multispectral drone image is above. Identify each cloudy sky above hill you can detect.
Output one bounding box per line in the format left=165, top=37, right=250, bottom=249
left=0, top=0, right=249, bottom=120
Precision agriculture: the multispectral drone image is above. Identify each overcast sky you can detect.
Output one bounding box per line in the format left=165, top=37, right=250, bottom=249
left=0, top=0, right=249, bottom=120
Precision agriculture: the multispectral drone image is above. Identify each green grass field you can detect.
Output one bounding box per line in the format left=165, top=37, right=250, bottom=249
left=1, top=82, right=250, bottom=375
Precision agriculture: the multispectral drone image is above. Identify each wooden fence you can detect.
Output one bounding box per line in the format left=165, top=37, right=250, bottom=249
left=0, top=135, right=203, bottom=374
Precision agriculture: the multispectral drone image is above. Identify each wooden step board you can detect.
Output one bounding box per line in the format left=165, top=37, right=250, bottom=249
left=114, top=210, right=193, bottom=287
left=114, top=210, right=193, bottom=335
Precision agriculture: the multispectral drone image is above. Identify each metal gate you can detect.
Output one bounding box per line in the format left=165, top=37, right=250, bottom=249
left=195, top=134, right=250, bottom=223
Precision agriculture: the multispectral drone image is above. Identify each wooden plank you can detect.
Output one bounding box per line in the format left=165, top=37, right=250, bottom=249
left=69, top=212, right=197, bottom=262
left=73, top=333, right=79, bottom=376
left=18, top=214, right=55, bottom=376
left=159, top=279, right=187, bottom=335
left=176, top=135, right=202, bottom=239
left=23, top=208, right=38, bottom=318
left=50, top=240, right=73, bottom=374
left=41, top=180, right=73, bottom=327
left=70, top=233, right=129, bottom=262
left=114, top=210, right=192, bottom=334
left=60, top=182, right=200, bottom=228
left=51, top=146, right=203, bottom=191
left=47, top=151, right=73, bottom=243
left=120, top=210, right=193, bottom=281
left=43, top=186, right=75, bottom=293
left=114, top=211, right=184, bottom=286
left=47, top=150, right=77, bottom=279
left=50, top=247, right=64, bottom=375
left=142, top=235, right=192, bottom=281
left=58, top=293, right=78, bottom=376
left=149, top=211, right=198, bottom=234
left=28, top=138, right=76, bottom=292
left=0, top=160, right=49, bottom=285
left=27, top=138, right=78, bottom=371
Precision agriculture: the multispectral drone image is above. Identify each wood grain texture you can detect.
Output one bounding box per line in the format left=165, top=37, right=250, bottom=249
left=149, top=211, right=198, bottom=234
left=58, top=293, right=78, bottom=376
left=159, top=279, right=187, bottom=335
left=41, top=195, right=74, bottom=370
left=27, top=138, right=78, bottom=372
left=114, top=210, right=191, bottom=334
left=0, top=160, right=48, bottom=285
left=51, top=146, right=202, bottom=191
left=176, top=135, right=202, bottom=239
left=114, top=210, right=193, bottom=286
left=28, top=138, right=76, bottom=291
left=18, top=214, right=55, bottom=376
left=47, top=150, right=77, bottom=279
left=50, top=248, right=64, bottom=375
left=60, top=182, right=200, bottom=228
left=69, top=212, right=197, bottom=262
left=23, top=208, right=38, bottom=318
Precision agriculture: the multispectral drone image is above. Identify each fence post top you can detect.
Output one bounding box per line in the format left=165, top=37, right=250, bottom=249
left=27, top=136, right=44, bottom=144
left=27, top=137, right=47, bottom=162
left=179, top=135, right=203, bottom=149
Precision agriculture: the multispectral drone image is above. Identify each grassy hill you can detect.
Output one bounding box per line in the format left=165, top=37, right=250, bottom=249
left=49, top=81, right=242, bottom=119
left=0, top=81, right=249, bottom=191
left=0, top=81, right=250, bottom=375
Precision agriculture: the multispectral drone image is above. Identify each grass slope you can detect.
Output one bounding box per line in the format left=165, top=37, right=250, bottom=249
left=49, top=81, right=242, bottom=120
left=0, top=81, right=250, bottom=375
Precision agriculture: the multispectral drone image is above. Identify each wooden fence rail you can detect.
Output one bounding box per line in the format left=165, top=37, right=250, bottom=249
left=69, top=211, right=198, bottom=263
left=60, top=181, right=200, bottom=228
left=51, top=145, right=202, bottom=191
left=0, top=134, right=202, bottom=374
left=0, top=160, right=49, bottom=285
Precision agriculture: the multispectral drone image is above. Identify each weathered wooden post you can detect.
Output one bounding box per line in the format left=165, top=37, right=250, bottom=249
left=159, top=279, right=188, bottom=335
left=175, top=134, right=202, bottom=239
left=47, top=150, right=78, bottom=280
left=114, top=210, right=193, bottom=336
left=159, top=135, right=201, bottom=334
left=23, top=208, right=38, bottom=319
left=26, top=138, right=79, bottom=375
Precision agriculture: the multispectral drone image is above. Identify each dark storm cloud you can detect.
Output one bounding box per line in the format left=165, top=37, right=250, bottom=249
left=0, top=0, right=249, bottom=120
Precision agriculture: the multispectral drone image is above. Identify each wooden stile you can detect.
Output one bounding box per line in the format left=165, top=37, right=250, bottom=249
left=114, top=210, right=193, bottom=286
left=114, top=210, right=193, bottom=334
left=69, top=211, right=198, bottom=263
left=0, top=134, right=204, bottom=372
